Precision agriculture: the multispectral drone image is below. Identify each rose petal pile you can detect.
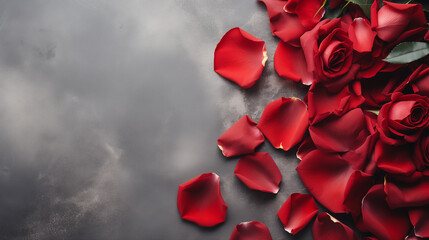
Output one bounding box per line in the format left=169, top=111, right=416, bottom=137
left=179, top=0, right=429, bottom=239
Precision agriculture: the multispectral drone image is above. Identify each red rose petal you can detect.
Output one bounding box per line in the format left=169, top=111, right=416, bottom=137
left=214, top=28, right=267, bottom=88
left=312, top=212, right=358, bottom=240
left=230, top=221, right=272, bottom=240
left=234, top=152, right=282, bottom=194
left=257, top=0, right=306, bottom=45
left=296, top=150, right=354, bottom=213
left=376, top=2, right=426, bottom=42
left=343, top=171, right=374, bottom=217
left=374, top=140, right=416, bottom=175
left=385, top=174, right=429, bottom=209
left=348, top=18, right=376, bottom=53
left=309, top=108, right=369, bottom=153
left=177, top=173, right=227, bottom=227
left=277, top=193, right=319, bottom=234
left=274, top=41, right=313, bottom=85
left=307, top=82, right=365, bottom=124
left=362, top=184, right=411, bottom=240
left=296, top=137, right=317, bottom=161
left=409, top=206, right=429, bottom=238
left=285, top=0, right=325, bottom=28
left=217, top=115, right=265, bottom=157
left=257, top=97, right=309, bottom=151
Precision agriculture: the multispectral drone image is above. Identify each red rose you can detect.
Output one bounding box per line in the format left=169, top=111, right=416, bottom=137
left=398, top=65, right=429, bottom=97
left=377, top=93, right=429, bottom=145
left=301, top=18, right=359, bottom=92
left=275, top=18, right=361, bottom=92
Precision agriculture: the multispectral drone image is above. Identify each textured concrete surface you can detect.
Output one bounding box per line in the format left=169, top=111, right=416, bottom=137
left=0, top=0, right=350, bottom=239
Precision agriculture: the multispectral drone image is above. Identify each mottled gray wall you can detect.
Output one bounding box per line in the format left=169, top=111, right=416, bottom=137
left=0, top=0, right=328, bottom=239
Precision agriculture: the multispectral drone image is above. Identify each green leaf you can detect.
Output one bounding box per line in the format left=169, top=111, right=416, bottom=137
left=349, top=0, right=373, bottom=18
left=383, top=42, right=429, bottom=64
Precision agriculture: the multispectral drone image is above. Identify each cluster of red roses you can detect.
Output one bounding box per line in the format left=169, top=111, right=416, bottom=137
left=178, top=0, right=429, bottom=239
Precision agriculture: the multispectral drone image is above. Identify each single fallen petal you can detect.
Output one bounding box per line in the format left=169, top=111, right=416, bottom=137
left=348, top=18, right=376, bottom=53
left=385, top=174, right=429, bottom=208
left=374, top=140, right=416, bottom=175
left=409, top=206, right=429, bottom=238
left=343, top=171, right=374, bottom=217
left=234, top=152, right=282, bottom=193
left=177, top=173, right=227, bottom=227
left=296, top=137, right=317, bottom=161
left=217, top=115, right=265, bottom=157
left=312, top=212, right=358, bottom=240
left=277, top=193, right=319, bottom=234
left=309, top=108, right=369, bottom=153
left=362, top=184, right=411, bottom=240
left=257, top=0, right=306, bottom=45
left=274, top=41, right=313, bottom=85
left=257, top=97, right=308, bottom=151
left=214, top=27, right=267, bottom=88
left=230, top=221, right=272, bottom=240
left=296, top=150, right=354, bottom=213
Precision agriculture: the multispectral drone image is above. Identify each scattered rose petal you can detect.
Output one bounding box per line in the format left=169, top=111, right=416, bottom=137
left=385, top=174, right=429, bottom=209
left=277, top=193, right=319, bottom=234
left=307, top=82, right=365, bottom=124
left=409, top=206, right=429, bottom=238
left=257, top=97, right=309, bottom=151
left=296, top=137, right=317, bottom=161
left=177, top=173, right=227, bottom=227
left=348, top=18, right=376, bottom=53
left=309, top=108, right=370, bottom=153
left=374, top=140, right=416, bottom=175
left=274, top=41, right=313, bottom=85
left=343, top=171, right=374, bottom=217
left=312, top=212, right=358, bottom=240
left=214, top=27, right=267, bottom=88
left=230, top=221, right=272, bottom=240
left=217, top=115, right=265, bottom=157
left=257, top=0, right=306, bottom=45
left=362, top=184, right=411, bottom=240
left=296, top=150, right=354, bottom=213
left=234, top=152, right=282, bottom=193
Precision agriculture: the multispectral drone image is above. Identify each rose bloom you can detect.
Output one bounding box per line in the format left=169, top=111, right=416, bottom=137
left=377, top=93, right=429, bottom=145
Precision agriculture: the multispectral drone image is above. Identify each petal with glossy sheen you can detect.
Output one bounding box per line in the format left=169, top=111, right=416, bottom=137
left=274, top=41, right=313, bottom=85
left=409, top=206, right=429, bottom=238
left=258, top=97, right=309, bottom=151
left=312, top=212, right=358, bottom=240
left=214, top=28, right=267, bottom=88
left=234, top=152, right=282, bottom=194
left=309, top=108, right=369, bottom=153
left=287, top=0, right=325, bottom=28
left=385, top=174, right=429, bottom=208
left=362, top=184, right=411, bottom=240
left=257, top=0, right=306, bottom=45
left=230, top=221, right=272, bottom=240
left=343, top=171, right=374, bottom=217
left=376, top=2, right=425, bottom=42
left=218, top=115, right=265, bottom=157
left=296, top=150, right=354, bottom=213
left=348, top=18, right=376, bottom=52
left=277, top=193, right=319, bottom=234
left=296, top=137, right=317, bottom=161
left=177, top=173, right=227, bottom=227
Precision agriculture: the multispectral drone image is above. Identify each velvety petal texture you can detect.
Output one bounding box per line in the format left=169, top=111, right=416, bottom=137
left=312, top=212, right=358, bottom=240
left=214, top=28, right=267, bottom=88
left=258, top=97, right=309, bottom=151
left=234, top=152, right=282, bottom=193
left=409, top=206, right=429, bottom=238
left=348, top=18, right=376, bottom=53
left=218, top=115, right=265, bottom=157
left=385, top=174, right=429, bottom=209
left=230, top=221, right=272, bottom=240
left=177, top=173, right=227, bottom=227
left=277, top=193, right=319, bottom=234
left=274, top=41, right=313, bottom=85
left=362, top=185, right=411, bottom=240
left=374, top=140, right=416, bottom=175
left=297, top=150, right=354, bottom=213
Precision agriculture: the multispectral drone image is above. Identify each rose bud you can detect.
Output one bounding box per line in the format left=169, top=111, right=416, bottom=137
left=377, top=93, right=429, bottom=145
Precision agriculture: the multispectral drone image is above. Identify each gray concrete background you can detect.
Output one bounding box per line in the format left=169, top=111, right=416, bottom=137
left=0, top=0, right=348, bottom=239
